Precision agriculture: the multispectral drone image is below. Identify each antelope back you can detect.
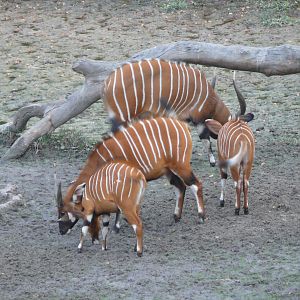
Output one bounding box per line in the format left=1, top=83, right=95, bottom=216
left=104, top=59, right=229, bottom=124
left=217, top=118, right=255, bottom=162
left=93, top=117, right=192, bottom=178
left=85, top=162, right=146, bottom=205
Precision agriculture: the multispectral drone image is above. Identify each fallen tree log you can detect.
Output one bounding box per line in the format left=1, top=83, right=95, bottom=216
left=1, top=41, right=300, bottom=160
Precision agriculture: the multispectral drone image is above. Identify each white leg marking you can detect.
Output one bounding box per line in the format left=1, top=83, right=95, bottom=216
left=132, top=224, right=137, bottom=233
left=101, top=215, right=110, bottom=250
left=82, top=226, right=89, bottom=237
left=174, top=189, right=180, bottom=216
left=78, top=241, right=83, bottom=250
left=220, top=178, right=226, bottom=201
left=190, top=184, right=203, bottom=214
left=87, top=214, right=93, bottom=223
left=132, top=225, right=141, bottom=253
left=209, top=152, right=216, bottom=165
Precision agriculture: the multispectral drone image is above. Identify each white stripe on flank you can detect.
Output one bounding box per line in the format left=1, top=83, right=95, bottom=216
left=111, top=163, right=119, bottom=191
left=129, top=63, right=139, bottom=115
left=130, top=124, right=153, bottom=170
left=189, top=67, right=198, bottom=109
left=112, top=69, right=126, bottom=122
left=225, top=122, right=241, bottom=157
left=88, top=175, right=95, bottom=201
left=146, top=60, right=154, bottom=111
left=170, top=118, right=180, bottom=162
left=96, top=148, right=107, bottom=162
left=175, top=120, right=188, bottom=163
left=227, top=126, right=241, bottom=157
left=146, top=120, right=161, bottom=159
left=136, top=179, right=144, bottom=205
left=198, top=75, right=209, bottom=112
left=108, top=163, right=115, bottom=194
left=153, top=119, right=167, bottom=157
left=105, top=164, right=110, bottom=195
left=162, top=118, right=172, bottom=158
left=165, top=61, right=174, bottom=111
left=139, top=121, right=157, bottom=163
left=102, top=142, right=114, bottom=160
left=171, top=63, right=181, bottom=110
left=120, top=166, right=130, bottom=202
left=92, top=171, right=99, bottom=201
left=156, top=59, right=163, bottom=114
left=174, top=63, right=186, bottom=111
left=120, top=66, right=131, bottom=120
left=99, top=167, right=105, bottom=200
left=128, top=168, right=134, bottom=199
left=177, top=64, right=191, bottom=114
left=121, top=128, right=148, bottom=173
left=94, top=169, right=101, bottom=202
left=112, top=136, right=129, bottom=161
left=138, top=61, right=146, bottom=108
left=115, top=164, right=125, bottom=195
left=190, top=69, right=203, bottom=111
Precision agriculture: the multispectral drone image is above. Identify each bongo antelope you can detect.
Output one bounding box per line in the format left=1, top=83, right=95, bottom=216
left=57, top=116, right=205, bottom=236
left=205, top=113, right=255, bottom=214
left=68, top=162, right=146, bottom=256
left=103, top=59, right=247, bottom=166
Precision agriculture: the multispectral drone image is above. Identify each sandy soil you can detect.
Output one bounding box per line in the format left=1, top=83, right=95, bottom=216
left=0, top=1, right=299, bottom=299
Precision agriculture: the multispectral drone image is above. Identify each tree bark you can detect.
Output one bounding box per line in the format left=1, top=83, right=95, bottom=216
left=1, top=42, right=300, bottom=160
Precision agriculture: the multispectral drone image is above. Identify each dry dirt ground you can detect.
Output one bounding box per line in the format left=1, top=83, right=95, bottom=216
left=0, top=1, right=299, bottom=299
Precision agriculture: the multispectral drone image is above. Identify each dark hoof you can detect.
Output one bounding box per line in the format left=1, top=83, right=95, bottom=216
left=244, top=208, right=249, bottom=215
left=220, top=200, right=225, bottom=207
left=210, top=162, right=216, bottom=167
left=198, top=213, right=205, bottom=224
left=137, top=251, right=143, bottom=257
left=113, top=225, right=120, bottom=234
left=77, top=248, right=82, bottom=253
left=235, top=208, right=240, bottom=215
left=174, top=214, right=181, bottom=223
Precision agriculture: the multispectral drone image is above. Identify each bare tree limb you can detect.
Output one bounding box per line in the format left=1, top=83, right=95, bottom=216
left=131, top=42, right=300, bottom=76
left=1, top=42, right=300, bottom=161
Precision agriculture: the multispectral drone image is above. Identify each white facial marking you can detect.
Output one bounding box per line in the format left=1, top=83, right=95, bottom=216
left=68, top=213, right=76, bottom=223
left=86, top=214, right=93, bottom=223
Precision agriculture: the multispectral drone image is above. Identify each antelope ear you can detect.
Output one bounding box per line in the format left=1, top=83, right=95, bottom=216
left=72, top=183, right=86, bottom=203
left=240, top=113, right=254, bottom=123
left=205, top=119, right=222, bottom=135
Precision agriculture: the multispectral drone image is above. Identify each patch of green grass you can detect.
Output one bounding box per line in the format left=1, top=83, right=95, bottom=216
left=33, top=128, right=95, bottom=157
left=160, top=0, right=188, bottom=12
left=257, top=0, right=299, bottom=27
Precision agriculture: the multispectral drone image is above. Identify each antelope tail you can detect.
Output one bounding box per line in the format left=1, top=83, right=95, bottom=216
left=219, top=142, right=247, bottom=168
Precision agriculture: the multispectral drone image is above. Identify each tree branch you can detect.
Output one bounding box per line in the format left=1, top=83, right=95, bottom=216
left=1, top=42, right=299, bottom=160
